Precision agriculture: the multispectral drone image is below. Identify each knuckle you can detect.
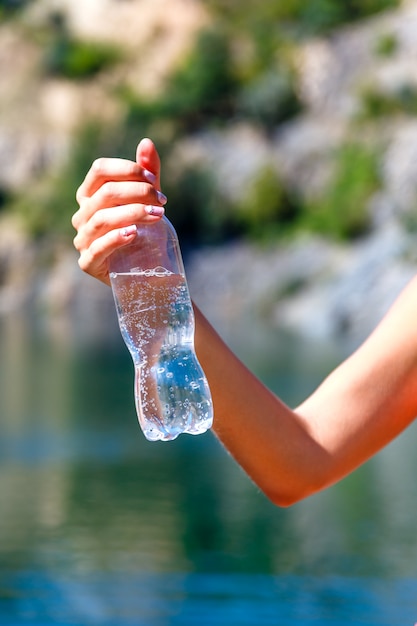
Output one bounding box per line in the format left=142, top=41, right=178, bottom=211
left=90, top=207, right=119, bottom=238
left=75, top=182, right=88, bottom=205
left=78, top=259, right=91, bottom=275
left=91, top=157, right=107, bottom=177
left=133, top=181, right=153, bottom=205
left=100, top=180, right=119, bottom=202
left=71, top=211, right=80, bottom=230
left=72, top=233, right=81, bottom=251
left=72, top=197, right=90, bottom=229
left=89, top=209, right=104, bottom=233
left=77, top=252, right=88, bottom=272
left=127, top=203, right=138, bottom=220
left=78, top=249, right=94, bottom=274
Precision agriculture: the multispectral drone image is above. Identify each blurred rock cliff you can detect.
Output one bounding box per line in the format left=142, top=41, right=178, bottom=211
left=1, top=0, right=417, bottom=343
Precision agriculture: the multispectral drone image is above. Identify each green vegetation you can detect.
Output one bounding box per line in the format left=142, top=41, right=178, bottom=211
left=235, top=166, right=302, bottom=241
left=118, top=26, right=301, bottom=140
left=359, top=83, right=417, bottom=119
left=0, top=187, right=12, bottom=211
left=45, top=38, right=121, bottom=80
left=229, top=142, right=381, bottom=243
left=374, top=32, right=398, bottom=57
left=12, top=123, right=114, bottom=239
left=162, top=27, right=238, bottom=131
left=2, top=0, right=401, bottom=244
left=302, top=143, right=381, bottom=240
left=163, top=163, right=239, bottom=246
left=15, top=124, right=382, bottom=244
left=205, top=0, right=399, bottom=37
left=236, top=67, right=301, bottom=132
left=43, top=12, right=121, bottom=80
left=0, top=0, right=30, bottom=19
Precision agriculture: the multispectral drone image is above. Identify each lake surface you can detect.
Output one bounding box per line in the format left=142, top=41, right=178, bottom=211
left=1, top=308, right=417, bottom=625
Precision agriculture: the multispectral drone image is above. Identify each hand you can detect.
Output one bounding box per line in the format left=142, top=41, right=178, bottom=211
left=72, top=138, right=167, bottom=286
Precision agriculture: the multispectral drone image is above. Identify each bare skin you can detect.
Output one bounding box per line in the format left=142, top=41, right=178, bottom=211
left=72, top=138, right=417, bottom=507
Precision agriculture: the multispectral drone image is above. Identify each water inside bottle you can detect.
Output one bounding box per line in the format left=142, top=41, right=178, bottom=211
left=110, top=268, right=213, bottom=441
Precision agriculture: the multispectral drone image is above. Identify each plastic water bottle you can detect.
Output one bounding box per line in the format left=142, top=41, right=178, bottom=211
left=109, top=216, right=213, bottom=442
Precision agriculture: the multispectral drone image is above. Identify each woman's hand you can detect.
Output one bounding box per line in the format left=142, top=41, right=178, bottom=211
left=72, top=138, right=167, bottom=286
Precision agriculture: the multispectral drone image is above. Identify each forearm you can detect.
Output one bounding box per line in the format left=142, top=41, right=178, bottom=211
left=193, top=275, right=417, bottom=506
left=193, top=305, right=328, bottom=506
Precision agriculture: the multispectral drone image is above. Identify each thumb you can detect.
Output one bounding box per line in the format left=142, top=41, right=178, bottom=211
left=136, top=138, right=161, bottom=190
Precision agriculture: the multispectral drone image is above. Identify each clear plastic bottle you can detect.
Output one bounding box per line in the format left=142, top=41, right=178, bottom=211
left=109, top=216, right=213, bottom=441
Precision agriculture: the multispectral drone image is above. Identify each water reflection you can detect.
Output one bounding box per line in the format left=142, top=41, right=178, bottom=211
left=1, top=311, right=417, bottom=624
left=2, top=571, right=417, bottom=625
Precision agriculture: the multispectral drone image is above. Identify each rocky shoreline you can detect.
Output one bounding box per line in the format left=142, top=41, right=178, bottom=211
left=2, top=1, right=417, bottom=348
left=186, top=219, right=417, bottom=344
left=1, top=213, right=415, bottom=349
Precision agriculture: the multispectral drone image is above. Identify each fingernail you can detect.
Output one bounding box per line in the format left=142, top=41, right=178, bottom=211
left=156, top=190, right=168, bottom=205
left=143, top=169, right=157, bottom=184
left=145, top=205, right=165, bottom=217
left=121, top=225, right=137, bottom=237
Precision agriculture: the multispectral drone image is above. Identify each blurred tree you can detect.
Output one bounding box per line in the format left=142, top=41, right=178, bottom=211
left=43, top=11, right=121, bottom=80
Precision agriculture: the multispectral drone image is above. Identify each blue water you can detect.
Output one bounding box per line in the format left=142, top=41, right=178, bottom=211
left=1, top=571, right=417, bottom=625
left=1, top=313, right=417, bottom=625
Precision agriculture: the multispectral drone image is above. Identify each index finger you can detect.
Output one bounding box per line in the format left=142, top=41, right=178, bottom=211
left=76, top=157, right=157, bottom=205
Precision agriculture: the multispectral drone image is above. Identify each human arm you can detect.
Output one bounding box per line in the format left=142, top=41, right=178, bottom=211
left=72, top=139, right=417, bottom=506
left=193, top=284, right=417, bottom=505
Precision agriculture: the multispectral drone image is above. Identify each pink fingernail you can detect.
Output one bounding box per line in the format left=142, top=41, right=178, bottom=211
left=143, top=169, right=157, bottom=184
left=121, top=225, right=137, bottom=237
left=157, top=191, right=168, bottom=205
left=145, top=205, right=165, bottom=217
